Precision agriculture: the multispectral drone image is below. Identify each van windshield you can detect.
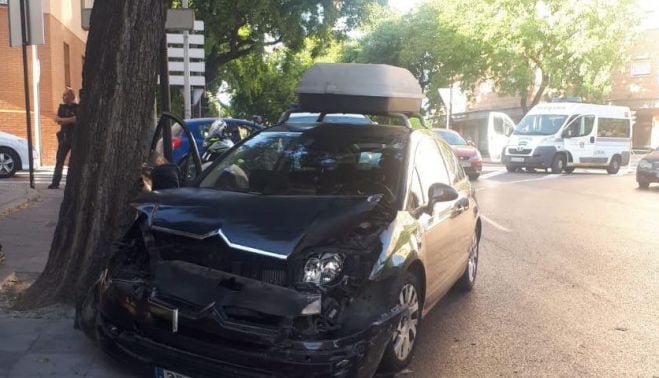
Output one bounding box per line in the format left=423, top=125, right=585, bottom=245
left=513, top=114, right=567, bottom=136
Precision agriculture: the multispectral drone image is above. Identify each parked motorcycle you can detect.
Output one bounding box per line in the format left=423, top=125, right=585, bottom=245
left=202, top=120, right=235, bottom=163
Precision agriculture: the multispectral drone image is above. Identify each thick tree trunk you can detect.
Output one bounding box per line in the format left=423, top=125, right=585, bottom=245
left=15, top=0, right=169, bottom=309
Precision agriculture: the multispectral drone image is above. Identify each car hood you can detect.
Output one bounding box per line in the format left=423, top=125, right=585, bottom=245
left=643, top=150, right=659, bottom=161
left=133, top=188, right=382, bottom=259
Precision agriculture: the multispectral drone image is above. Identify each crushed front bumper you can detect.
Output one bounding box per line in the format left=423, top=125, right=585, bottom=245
left=96, top=261, right=404, bottom=377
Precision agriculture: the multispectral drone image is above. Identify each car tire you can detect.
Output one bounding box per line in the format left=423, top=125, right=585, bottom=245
left=0, top=147, right=20, bottom=178
left=550, top=154, right=565, bottom=174
left=526, top=167, right=537, bottom=173
left=607, top=156, right=621, bottom=174
left=456, top=231, right=480, bottom=291
left=380, top=271, right=423, bottom=372
left=638, top=181, right=650, bottom=189
left=468, top=173, right=480, bottom=181
left=564, top=166, right=576, bottom=174
left=506, top=165, right=516, bottom=173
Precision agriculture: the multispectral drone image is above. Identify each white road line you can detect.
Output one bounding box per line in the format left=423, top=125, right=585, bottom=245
left=481, top=215, right=511, bottom=233
left=480, top=170, right=507, bottom=180
left=504, top=174, right=561, bottom=185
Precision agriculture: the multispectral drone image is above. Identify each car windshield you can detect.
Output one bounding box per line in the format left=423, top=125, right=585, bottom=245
left=514, top=114, right=567, bottom=136
left=287, top=113, right=373, bottom=125
left=434, top=130, right=467, bottom=145
left=199, top=127, right=406, bottom=196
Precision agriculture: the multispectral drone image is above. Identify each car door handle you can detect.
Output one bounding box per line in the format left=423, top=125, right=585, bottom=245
left=453, top=197, right=470, bottom=215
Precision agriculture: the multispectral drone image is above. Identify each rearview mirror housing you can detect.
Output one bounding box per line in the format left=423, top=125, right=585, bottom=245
left=427, top=183, right=459, bottom=212
left=151, top=164, right=181, bottom=191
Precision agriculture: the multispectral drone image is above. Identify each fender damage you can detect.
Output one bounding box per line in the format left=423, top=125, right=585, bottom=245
left=87, top=190, right=410, bottom=377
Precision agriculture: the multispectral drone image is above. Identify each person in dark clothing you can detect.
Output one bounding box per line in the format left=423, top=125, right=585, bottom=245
left=49, top=88, right=79, bottom=189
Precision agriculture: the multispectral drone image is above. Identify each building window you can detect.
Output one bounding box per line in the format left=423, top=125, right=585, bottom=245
left=64, top=43, right=71, bottom=87
left=630, top=59, right=651, bottom=77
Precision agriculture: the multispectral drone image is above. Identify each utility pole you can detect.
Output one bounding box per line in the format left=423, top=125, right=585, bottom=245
left=19, top=0, right=35, bottom=188
left=446, top=80, right=453, bottom=130
left=182, top=0, right=191, bottom=120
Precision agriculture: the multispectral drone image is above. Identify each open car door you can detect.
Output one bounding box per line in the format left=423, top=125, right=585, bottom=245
left=487, top=112, right=515, bottom=162
left=143, top=112, right=203, bottom=191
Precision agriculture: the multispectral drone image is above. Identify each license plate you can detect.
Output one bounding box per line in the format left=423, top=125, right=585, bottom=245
left=155, top=367, right=191, bottom=378
left=510, top=157, right=525, bottom=162
left=461, top=161, right=471, bottom=168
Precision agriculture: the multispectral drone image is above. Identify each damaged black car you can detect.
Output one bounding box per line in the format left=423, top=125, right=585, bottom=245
left=84, top=64, right=482, bottom=377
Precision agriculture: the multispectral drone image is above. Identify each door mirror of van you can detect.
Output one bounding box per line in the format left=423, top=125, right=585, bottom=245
left=505, top=126, right=514, bottom=137
left=562, top=128, right=575, bottom=138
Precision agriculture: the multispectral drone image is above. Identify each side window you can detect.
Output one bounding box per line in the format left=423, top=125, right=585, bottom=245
left=597, top=118, right=631, bottom=138
left=413, top=139, right=451, bottom=204
left=407, top=168, right=424, bottom=210
left=436, top=140, right=463, bottom=184
left=493, top=117, right=504, bottom=134
left=582, top=116, right=595, bottom=136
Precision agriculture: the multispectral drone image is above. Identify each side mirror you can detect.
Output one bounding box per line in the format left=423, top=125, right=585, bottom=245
left=151, top=164, right=181, bottom=191
left=505, top=127, right=514, bottom=137
left=562, top=129, right=573, bottom=138
left=427, top=183, right=459, bottom=212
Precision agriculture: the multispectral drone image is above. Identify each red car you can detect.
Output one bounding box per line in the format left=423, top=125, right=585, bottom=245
left=434, top=128, right=483, bottom=180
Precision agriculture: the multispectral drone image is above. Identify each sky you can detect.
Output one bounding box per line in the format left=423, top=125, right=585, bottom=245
left=388, top=0, right=423, bottom=13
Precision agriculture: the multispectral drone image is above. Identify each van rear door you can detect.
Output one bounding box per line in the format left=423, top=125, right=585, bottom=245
left=487, top=112, right=515, bottom=162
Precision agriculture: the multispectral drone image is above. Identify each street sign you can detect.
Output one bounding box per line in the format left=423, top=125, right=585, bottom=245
left=8, top=0, right=44, bottom=46
left=166, top=21, right=205, bottom=89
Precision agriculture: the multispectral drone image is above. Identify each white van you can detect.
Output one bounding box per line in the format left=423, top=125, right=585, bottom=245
left=501, top=102, right=632, bottom=174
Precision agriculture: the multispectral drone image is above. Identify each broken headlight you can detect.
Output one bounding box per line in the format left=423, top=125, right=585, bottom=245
left=303, top=253, right=344, bottom=285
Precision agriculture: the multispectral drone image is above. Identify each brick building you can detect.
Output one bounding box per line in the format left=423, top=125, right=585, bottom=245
left=0, top=0, right=87, bottom=165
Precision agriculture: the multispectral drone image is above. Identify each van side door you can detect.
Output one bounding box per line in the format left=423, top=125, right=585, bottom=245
left=562, top=115, right=596, bottom=166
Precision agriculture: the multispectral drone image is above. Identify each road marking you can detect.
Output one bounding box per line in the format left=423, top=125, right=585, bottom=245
left=504, top=174, right=561, bottom=185
left=480, top=170, right=507, bottom=180
left=481, top=215, right=511, bottom=233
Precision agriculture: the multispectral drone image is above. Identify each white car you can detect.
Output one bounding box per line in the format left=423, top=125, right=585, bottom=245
left=0, top=131, right=34, bottom=178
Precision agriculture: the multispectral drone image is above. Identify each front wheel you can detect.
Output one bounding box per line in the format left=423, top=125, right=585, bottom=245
left=468, top=173, right=480, bottom=181
left=550, top=154, right=565, bottom=174
left=456, top=232, right=480, bottom=291
left=0, top=148, right=19, bottom=178
left=607, top=156, right=621, bottom=174
left=638, top=181, right=650, bottom=189
left=380, top=272, right=422, bottom=372
left=506, top=165, right=516, bottom=173
left=564, top=166, right=576, bottom=174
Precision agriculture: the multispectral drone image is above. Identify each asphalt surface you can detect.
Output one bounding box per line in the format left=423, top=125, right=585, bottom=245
left=407, top=166, right=659, bottom=377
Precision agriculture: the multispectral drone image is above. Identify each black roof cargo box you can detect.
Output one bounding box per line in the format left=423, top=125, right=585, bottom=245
left=295, top=63, right=423, bottom=114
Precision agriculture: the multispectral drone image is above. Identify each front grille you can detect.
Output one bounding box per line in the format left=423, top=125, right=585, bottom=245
left=508, top=147, right=532, bottom=155
left=152, top=231, right=289, bottom=286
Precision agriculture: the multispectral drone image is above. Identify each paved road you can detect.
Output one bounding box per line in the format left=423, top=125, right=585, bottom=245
left=408, top=167, right=659, bottom=377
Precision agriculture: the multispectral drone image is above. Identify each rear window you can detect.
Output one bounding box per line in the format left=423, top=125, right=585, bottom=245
left=597, top=118, right=630, bottom=138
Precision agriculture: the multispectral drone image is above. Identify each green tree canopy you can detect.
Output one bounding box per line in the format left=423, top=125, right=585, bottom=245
left=344, top=0, right=636, bottom=114
left=177, top=0, right=384, bottom=92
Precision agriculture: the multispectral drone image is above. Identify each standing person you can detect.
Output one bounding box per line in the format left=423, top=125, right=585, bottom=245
left=49, top=88, right=79, bottom=189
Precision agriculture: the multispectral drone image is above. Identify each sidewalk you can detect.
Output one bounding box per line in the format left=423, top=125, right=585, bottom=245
left=0, top=185, right=137, bottom=377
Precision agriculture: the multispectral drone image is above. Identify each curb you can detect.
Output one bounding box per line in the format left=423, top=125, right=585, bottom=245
left=0, top=184, right=40, bottom=219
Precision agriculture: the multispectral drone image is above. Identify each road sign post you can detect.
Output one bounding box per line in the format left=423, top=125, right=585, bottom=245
left=8, top=0, right=44, bottom=189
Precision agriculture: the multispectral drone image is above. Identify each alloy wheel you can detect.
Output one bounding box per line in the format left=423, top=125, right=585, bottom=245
left=467, top=234, right=479, bottom=282
left=0, top=152, right=15, bottom=175
left=392, top=283, right=420, bottom=361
